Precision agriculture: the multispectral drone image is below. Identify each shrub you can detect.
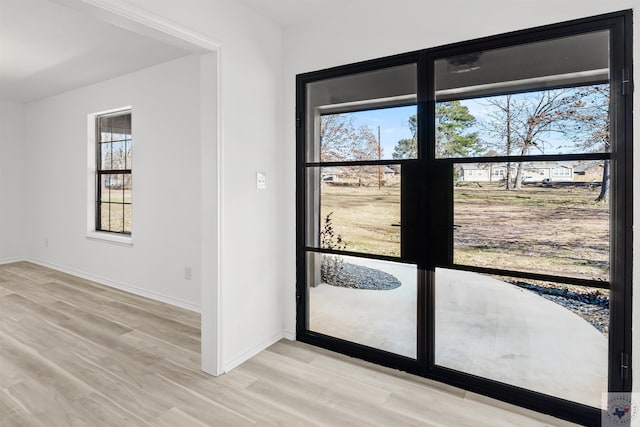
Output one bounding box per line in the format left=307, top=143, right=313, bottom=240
left=319, top=212, right=346, bottom=285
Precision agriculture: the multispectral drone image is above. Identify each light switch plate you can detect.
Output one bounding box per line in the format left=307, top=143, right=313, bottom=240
left=256, top=172, right=266, bottom=190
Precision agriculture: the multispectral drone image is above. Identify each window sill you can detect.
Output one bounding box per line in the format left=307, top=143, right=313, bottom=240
left=86, top=231, right=133, bottom=246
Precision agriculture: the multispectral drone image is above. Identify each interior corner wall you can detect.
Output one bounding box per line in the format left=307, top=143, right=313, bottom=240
left=282, top=0, right=638, bottom=391
left=0, top=101, right=26, bottom=262
left=23, top=54, right=203, bottom=310
left=106, top=0, right=285, bottom=371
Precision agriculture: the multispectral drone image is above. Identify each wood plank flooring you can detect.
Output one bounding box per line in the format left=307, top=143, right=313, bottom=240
left=0, top=262, right=579, bottom=426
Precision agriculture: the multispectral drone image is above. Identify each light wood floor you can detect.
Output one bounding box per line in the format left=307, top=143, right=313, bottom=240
left=0, top=262, right=579, bottom=426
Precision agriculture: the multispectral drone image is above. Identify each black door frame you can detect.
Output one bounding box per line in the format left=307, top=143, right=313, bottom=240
left=296, top=10, right=633, bottom=426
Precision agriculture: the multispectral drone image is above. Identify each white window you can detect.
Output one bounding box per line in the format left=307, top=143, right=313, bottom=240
left=87, top=107, right=133, bottom=245
left=552, top=168, right=571, bottom=177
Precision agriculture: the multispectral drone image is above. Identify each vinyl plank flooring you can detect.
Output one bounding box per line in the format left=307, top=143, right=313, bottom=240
left=43, top=349, right=171, bottom=422
left=151, top=358, right=315, bottom=427
left=104, top=300, right=200, bottom=351
left=45, top=269, right=200, bottom=329
left=33, top=392, right=151, bottom=427
left=0, top=294, right=42, bottom=322
left=242, top=378, right=368, bottom=427
left=239, top=355, right=422, bottom=427
left=0, top=262, right=53, bottom=283
left=0, top=262, right=578, bottom=426
left=0, top=287, right=14, bottom=298
left=152, top=407, right=209, bottom=427
left=0, top=388, right=27, bottom=423
left=0, top=414, right=32, bottom=427
left=253, top=348, right=391, bottom=405
left=48, top=300, right=133, bottom=336
left=0, top=274, right=60, bottom=304
left=117, top=330, right=201, bottom=371
left=6, top=379, right=78, bottom=418
left=0, top=332, right=92, bottom=402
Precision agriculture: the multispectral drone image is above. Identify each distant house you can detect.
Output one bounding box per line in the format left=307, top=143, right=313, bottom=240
left=321, top=165, right=398, bottom=185
left=383, top=166, right=396, bottom=176
left=458, top=162, right=574, bottom=183
left=321, top=167, right=339, bottom=182
left=573, top=161, right=604, bottom=182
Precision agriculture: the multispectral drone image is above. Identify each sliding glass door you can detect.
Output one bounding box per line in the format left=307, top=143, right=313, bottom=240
left=296, top=11, right=632, bottom=426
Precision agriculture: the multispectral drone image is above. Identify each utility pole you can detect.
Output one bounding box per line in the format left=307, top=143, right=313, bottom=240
left=378, top=125, right=382, bottom=189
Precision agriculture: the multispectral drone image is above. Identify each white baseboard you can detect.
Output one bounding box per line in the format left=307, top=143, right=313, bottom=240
left=26, top=258, right=201, bottom=313
left=0, top=257, right=26, bottom=265
left=282, top=329, right=296, bottom=341
left=223, top=330, right=285, bottom=373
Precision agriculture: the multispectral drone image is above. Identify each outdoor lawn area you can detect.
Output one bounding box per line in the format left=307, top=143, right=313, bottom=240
left=320, top=180, right=609, bottom=282
left=320, top=182, right=401, bottom=257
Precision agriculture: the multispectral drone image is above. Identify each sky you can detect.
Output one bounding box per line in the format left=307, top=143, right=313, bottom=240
left=347, top=105, right=416, bottom=158
left=344, top=101, right=499, bottom=158
left=343, top=86, right=607, bottom=158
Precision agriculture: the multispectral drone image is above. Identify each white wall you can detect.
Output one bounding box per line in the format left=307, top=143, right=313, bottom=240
left=24, top=54, right=203, bottom=309
left=0, top=102, right=25, bottom=262
left=282, top=0, right=639, bottom=392
left=103, top=0, right=285, bottom=370
left=2, top=0, right=285, bottom=376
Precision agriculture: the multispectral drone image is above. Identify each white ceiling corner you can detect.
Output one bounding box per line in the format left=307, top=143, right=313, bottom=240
left=0, top=0, right=203, bottom=103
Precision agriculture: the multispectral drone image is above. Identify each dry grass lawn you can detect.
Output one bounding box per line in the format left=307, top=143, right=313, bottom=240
left=320, top=182, right=609, bottom=282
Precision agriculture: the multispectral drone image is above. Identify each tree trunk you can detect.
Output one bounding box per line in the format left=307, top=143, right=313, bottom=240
left=596, top=159, right=609, bottom=202
left=505, top=96, right=513, bottom=190
left=514, top=162, right=524, bottom=190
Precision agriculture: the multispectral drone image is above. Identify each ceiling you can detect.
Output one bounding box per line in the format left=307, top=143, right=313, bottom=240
left=235, top=0, right=363, bottom=28
left=0, top=0, right=195, bottom=103
left=307, top=30, right=609, bottom=110
left=0, top=0, right=367, bottom=103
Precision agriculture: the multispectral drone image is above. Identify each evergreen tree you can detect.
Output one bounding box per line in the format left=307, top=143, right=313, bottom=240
left=392, top=102, right=480, bottom=159
left=435, top=101, right=481, bottom=158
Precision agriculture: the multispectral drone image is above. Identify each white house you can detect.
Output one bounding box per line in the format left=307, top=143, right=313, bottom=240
left=459, top=162, right=575, bottom=183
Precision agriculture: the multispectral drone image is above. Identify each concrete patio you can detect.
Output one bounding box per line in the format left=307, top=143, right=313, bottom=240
left=309, top=257, right=607, bottom=408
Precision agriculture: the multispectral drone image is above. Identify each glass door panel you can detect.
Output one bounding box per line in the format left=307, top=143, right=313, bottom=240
left=432, top=29, right=612, bottom=410
left=434, top=268, right=608, bottom=407
left=303, top=62, right=418, bottom=360
left=307, top=252, right=417, bottom=358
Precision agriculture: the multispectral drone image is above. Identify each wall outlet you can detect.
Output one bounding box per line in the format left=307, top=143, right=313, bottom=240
left=184, top=266, right=192, bottom=280
left=44, top=238, right=48, bottom=248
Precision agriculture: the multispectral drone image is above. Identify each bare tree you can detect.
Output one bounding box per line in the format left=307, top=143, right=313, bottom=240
left=565, top=85, right=610, bottom=201
left=320, top=113, right=379, bottom=162
left=482, top=95, right=516, bottom=189
left=481, top=89, right=590, bottom=190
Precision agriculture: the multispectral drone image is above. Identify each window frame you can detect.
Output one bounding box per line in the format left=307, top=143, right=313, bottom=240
left=87, top=107, right=133, bottom=245
left=296, top=10, right=633, bottom=426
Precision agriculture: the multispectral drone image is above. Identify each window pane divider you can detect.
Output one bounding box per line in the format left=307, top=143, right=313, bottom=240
left=438, top=152, right=610, bottom=164
left=98, top=169, right=132, bottom=174
left=304, top=246, right=412, bottom=264
left=446, top=263, right=610, bottom=289
left=305, top=159, right=409, bottom=168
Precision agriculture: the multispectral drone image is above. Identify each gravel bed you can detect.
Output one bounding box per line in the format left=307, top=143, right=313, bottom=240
left=325, top=263, right=401, bottom=290
left=511, top=281, right=609, bottom=336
